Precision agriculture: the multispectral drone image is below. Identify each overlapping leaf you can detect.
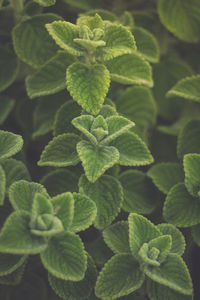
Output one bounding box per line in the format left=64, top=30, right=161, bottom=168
left=0, top=131, right=23, bottom=160
left=184, top=154, right=200, bottom=197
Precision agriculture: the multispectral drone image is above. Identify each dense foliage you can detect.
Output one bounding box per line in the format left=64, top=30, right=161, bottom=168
left=0, top=0, right=200, bottom=299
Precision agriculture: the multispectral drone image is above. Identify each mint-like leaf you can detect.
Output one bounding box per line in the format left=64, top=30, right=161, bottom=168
left=184, top=153, right=200, bottom=197
left=0, top=130, right=23, bottom=160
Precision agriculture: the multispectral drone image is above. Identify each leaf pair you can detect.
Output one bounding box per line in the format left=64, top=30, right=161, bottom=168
left=95, top=214, right=192, bottom=299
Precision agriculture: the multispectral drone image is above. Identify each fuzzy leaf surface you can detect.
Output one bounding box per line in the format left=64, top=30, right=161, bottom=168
left=184, top=154, right=200, bottom=197
left=0, top=45, right=19, bottom=92
left=105, top=53, right=153, bottom=87
left=38, top=133, right=80, bottom=167
left=103, top=221, right=130, bottom=254
left=147, top=163, right=184, bottom=194
left=128, top=213, right=161, bottom=259
left=0, top=211, right=47, bottom=254
left=0, top=130, right=23, bottom=160
left=95, top=253, right=144, bottom=299
left=40, top=232, right=87, bottom=281
left=144, top=253, right=193, bottom=295
left=12, top=14, right=62, bottom=68
left=163, top=183, right=200, bottom=227
left=119, top=170, right=157, bottom=214
left=0, top=165, right=5, bottom=205
left=72, top=115, right=97, bottom=144
left=26, top=51, right=75, bottom=98
left=79, top=175, right=123, bottom=229
left=67, top=62, right=110, bottom=114
left=111, top=132, right=153, bottom=166
left=9, top=180, right=48, bottom=212
left=77, top=140, right=119, bottom=182
left=69, top=193, right=97, bottom=232
left=167, top=74, right=200, bottom=102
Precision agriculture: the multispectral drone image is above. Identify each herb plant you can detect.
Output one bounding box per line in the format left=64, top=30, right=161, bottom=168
left=0, top=0, right=200, bottom=299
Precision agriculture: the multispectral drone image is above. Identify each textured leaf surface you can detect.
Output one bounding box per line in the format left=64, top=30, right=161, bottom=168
left=163, top=183, right=200, bottom=227
left=38, top=133, right=80, bottom=167
left=128, top=213, right=161, bottom=259
left=79, top=175, right=123, bottom=229
left=0, top=130, right=23, bottom=160
left=144, top=254, right=193, bottom=295
left=158, top=0, right=200, bottom=42
left=105, top=53, right=153, bottom=87
left=48, top=254, right=97, bottom=300
left=46, top=21, right=83, bottom=56
left=184, top=154, right=200, bottom=196
left=77, top=140, right=119, bottom=182
left=54, top=100, right=81, bottom=136
left=0, top=165, right=5, bottom=205
left=119, top=170, right=157, bottom=214
left=103, top=221, right=130, bottom=254
left=157, top=224, right=185, bottom=256
left=148, top=235, right=172, bottom=263
left=40, top=232, right=87, bottom=281
left=132, top=26, right=159, bottom=62
left=26, top=51, right=75, bottom=98
left=33, top=0, right=56, bottom=7
left=147, top=279, right=193, bottom=300
left=0, top=45, right=19, bottom=92
left=67, top=62, right=110, bottom=114
left=95, top=254, right=144, bottom=299
left=70, top=193, right=97, bottom=232
left=177, top=120, right=200, bottom=159
left=0, top=211, right=47, bottom=254
left=9, top=180, right=48, bottom=212
left=32, top=92, right=66, bottom=138
left=167, top=75, right=200, bottom=101
left=0, top=253, right=27, bottom=276
left=0, top=96, right=15, bottom=125
left=12, top=14, right=62, bottom=68
left=72, top=115, right=97, bottom=144
left=111, top=132, right=153, bottom=166
left=147, top=163, right=184, bottom=194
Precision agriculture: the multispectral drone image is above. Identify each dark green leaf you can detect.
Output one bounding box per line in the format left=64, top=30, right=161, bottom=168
left=184, top=154, right=200, bottom=197
left=0, top=96, right=15, bottom=125
left=0, top=253, right=27, bottom=276
left=0, top=130, right=23, bottom=160
left=0, top=165, right=5, bottom=205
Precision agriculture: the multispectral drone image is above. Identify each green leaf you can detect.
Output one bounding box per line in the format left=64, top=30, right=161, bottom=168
left=30, top=193, right=54, bottom=225
left=95, top=253, right=144, bottom=299
left=148, top=235, right=172, bottom=263
left=9, top=180, right=48, bottom=212
left=0, top=253, right=27, bottom=276
left=67, top=62, right=110, bottom=114
left=103, top=221, right=130, bottom=254
left=119, top=170, right=157, bottom=214
left=53, top=100, right=81, bottom=136
left=0, top=211, right=47, bottom=254
left=115, top=86, right=157, bottom=134
left=132, top=26, right=160, bottom=63
left=69, top=193, right=97, bottom=232
left=147, top=279, right=193, bottom=300
left=51, top=192, right=74, bottom=231
left=85, top=9, right=118, bottom=22
left=128, top=213, right=161, bottom=259
left=184, top=154, right=200, bottom=197
left=177, top=120, right=200, bottom=159
left=72, top=115, right=97, bottom=144
left=167, top=75, right=200, bottom=102
left=105, top=53, right=153, bottom=87
left=40, top=169, right=79, bottom=197
left=0, top=165, right=5, bottom=205
left=26, top=51, right=75, bottom=99
left=0, top=96, right=15, bottom=125
left=77, top=140, right=119, bottom=182
left=158, top=0, right=200, bottom=42
left=48, top=253, right=97, bottom=300
left=111, top=132, right=153, bottom=166
left=147, top=163, right=184, bottom=194
left=33, top=0, right=56, bottom=7
left=46, top=21, right=83, bottom=56
left=157, top=224, right=186, bottom=256
left=12, top=14, right=62, bottom=68
left=100, top=116, right=135, bottom=145
left=79, top=175, right=123, bottom=229
left=163, top=183, right=200, bottom=227
left=0, top=130, right=23, bottom=160
left=32, top=92, right=66, bottom=138
left=0, top=45, right=19, bottom=92
left=40, top=232, right=87, bottom=281
left=144, top=253, right=193, bottom=295
left=62, top=0, right=101, bottom=10
left=1, top=159, right=31, bottom=193
left=38, top=133, right=80, bottom=167
left=0, top=261, right=26, bottom=286
left=100, top=23, right=136, bottom=61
